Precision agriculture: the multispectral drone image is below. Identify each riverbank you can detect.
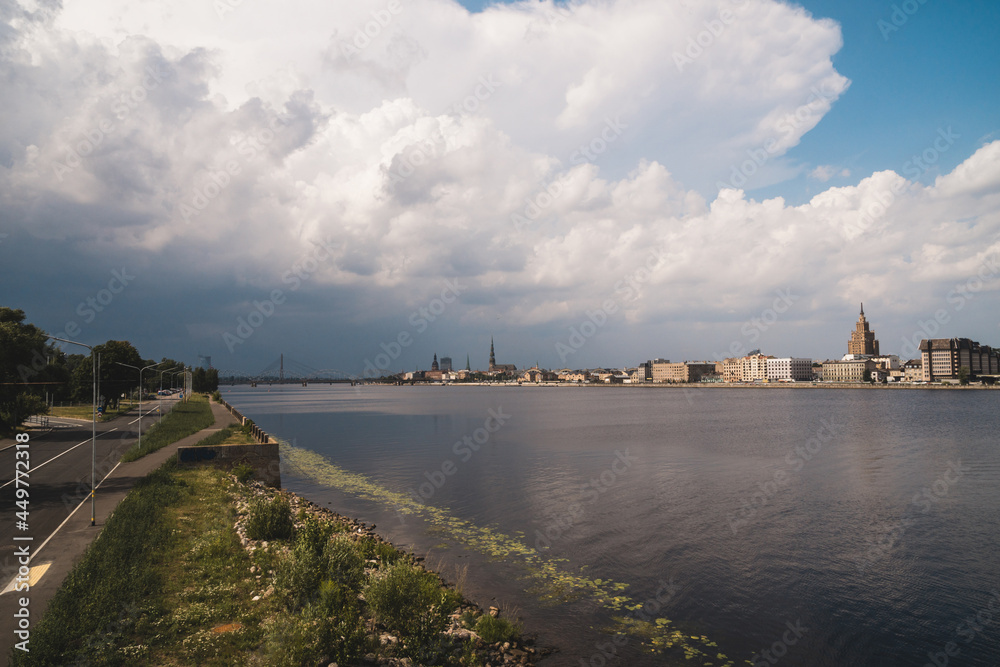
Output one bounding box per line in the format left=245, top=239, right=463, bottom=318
left=373, top=380, right=998, bottom=389
left=13, top=449, right=541, bottom=666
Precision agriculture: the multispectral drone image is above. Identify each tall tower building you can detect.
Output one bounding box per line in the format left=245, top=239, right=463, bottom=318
left=848, top=303, right=880, bottom=356
left=489, top=337, right=496, bottom=371
left=432, top=354, right=439, bottom=371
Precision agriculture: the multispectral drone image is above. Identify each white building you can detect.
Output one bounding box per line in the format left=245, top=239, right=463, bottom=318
left=766, top=357, right=813, bottom=382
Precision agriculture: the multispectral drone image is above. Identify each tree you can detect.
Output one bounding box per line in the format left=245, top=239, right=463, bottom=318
left=0, top=307, right=50, bottom=432
left=958, top=366, right=970, bottom=386
left=70, top=340, right=144, bottom=411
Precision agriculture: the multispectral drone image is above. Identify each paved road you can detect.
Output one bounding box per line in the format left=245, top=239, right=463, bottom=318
left=0, top=397, right=236, bottom=664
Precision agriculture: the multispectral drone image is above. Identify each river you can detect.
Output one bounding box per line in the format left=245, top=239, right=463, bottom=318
left=224, top=384, right=1000, bottom=666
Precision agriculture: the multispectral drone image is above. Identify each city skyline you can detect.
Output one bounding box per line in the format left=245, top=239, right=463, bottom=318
left=1, top=0, right=998, bottom=375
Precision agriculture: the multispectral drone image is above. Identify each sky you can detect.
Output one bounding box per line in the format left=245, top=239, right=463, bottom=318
left=1, top=0, right=998, bottom=376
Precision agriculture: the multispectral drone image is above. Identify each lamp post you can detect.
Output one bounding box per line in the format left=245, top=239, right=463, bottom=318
left=116, top=361, right=169, bottom=452
left=47, top=336, right=98, bottom=527
left=155, top=367, right=178, bottom=423
left=168, top=369, right=186, bottom=393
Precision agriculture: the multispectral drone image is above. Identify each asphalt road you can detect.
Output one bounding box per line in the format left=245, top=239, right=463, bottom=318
left=0, top=396, right=179, bottom=663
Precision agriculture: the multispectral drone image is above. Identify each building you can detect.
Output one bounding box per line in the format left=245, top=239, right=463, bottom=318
left=919, top=338, right=1000, bottom=381
left=431, top=354, right=439, bottom=371
left=848, top=303, right=880, bottom=356
left=440, top=356, right=453, bottom=372
left=720, top=354, right=771, bottom=382
left=488, top=337, right=516, bottom=374
left=823, top=358, right=876, bottom=382
left=765, top=358, right=813, bottom=382
left=521, top=367, right=557, bottom=382
left=902, top=358, right=923, bottom=382
left=648, top=360, right=714, bottom=383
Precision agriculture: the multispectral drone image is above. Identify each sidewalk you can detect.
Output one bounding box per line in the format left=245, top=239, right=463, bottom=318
left=0, top=400, right=238, bottom=664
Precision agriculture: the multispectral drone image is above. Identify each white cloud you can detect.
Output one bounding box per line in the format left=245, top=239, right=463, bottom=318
left=2, top=0, right=999, bottom=367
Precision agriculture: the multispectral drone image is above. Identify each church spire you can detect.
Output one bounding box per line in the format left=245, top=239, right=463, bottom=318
left=489, top=337, right=496, bottom=370
left=860, top=302, right=864, bottom=316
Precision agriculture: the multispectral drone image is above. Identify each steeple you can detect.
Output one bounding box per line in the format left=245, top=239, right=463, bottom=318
left=466, top=354, right=471, bottom=371
left=860, top=302, right=864, bottom=317
left=432, top=354, right=439, bottom=371
left=489, top=337, right=496, bottom=370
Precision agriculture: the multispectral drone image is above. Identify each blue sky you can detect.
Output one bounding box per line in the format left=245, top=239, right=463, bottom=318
left=1, top=0, right=998, bottom=375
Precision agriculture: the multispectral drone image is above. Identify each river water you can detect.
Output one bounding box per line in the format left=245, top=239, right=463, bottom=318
left=224, top=384, right=1000, bottom=666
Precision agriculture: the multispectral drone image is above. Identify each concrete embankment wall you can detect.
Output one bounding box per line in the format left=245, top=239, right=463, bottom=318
left=177, top=398, right=281, bottom=487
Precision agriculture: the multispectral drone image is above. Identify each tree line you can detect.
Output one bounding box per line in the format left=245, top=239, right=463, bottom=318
left=0, top=307, right=217, bottom=433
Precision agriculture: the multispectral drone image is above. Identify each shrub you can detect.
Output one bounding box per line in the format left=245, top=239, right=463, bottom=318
left=475, top=613, right=522, bottom=644
left=364, top=561, right=460, bottom=645
left=245, top=496, right=294, bottom=541
left=232, top=462, right=255, bottom=483
left=325, top=534, right=365, bottom=591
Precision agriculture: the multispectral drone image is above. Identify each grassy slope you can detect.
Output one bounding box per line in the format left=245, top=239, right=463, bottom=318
left=13, top=426, right=526, bottom=666
left=120, top=393, right=214, bottom=462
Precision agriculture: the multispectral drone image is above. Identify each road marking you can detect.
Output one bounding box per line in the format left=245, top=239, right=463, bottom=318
left=128, top=406, right=160, bottom=425
left=0, top=429, right=119, bottom=489
left=0, top=562, right=51, bottom=596
left=32, top=460, right=123, bottom=561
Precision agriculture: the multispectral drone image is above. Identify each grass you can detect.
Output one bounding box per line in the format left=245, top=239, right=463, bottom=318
left=120, top=393, right=214, bottom=462
left=49, top=400, right=136, bottom=422
left=14, top=448, right=532, bottom=667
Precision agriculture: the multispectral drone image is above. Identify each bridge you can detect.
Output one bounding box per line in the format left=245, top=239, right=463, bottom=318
left=215, top=355, right=361, bottom=385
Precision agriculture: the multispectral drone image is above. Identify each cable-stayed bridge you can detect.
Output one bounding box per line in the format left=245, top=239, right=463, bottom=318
left=215, top=355, right=360, bottom=385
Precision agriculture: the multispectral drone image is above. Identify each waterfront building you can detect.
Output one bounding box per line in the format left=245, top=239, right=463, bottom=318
left=919, top=338, right=1000, bottom=380
left=722, top=357, right=743, bottom=382
left=848, top=303, right=880, bottom=356
left=487, top=337, right=517, bottom=374
left=650, top=360, right=715, bottom=383
left=872, top=355, right=901, bottom=370
left=823, top=358, right=876, bottom=382
left=440, top=356, right=453, bottom=372
left=902, top=358, right=923, bottom=382
left=765, top=357, right=813, bottom=381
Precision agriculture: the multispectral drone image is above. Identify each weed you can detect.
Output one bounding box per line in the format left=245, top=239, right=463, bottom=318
left=245, top=496, right=294, bottom=541
left=475, top=613, right=522, bottom=644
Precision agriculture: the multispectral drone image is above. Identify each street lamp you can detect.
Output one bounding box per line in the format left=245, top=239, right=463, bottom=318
left=167, top=369, right=186, bottom=392
left=155, top=366, right=178, bottom=422
left=47, top=335, right=98, bottom=527
left=116, top=361, right=169, bottom=451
